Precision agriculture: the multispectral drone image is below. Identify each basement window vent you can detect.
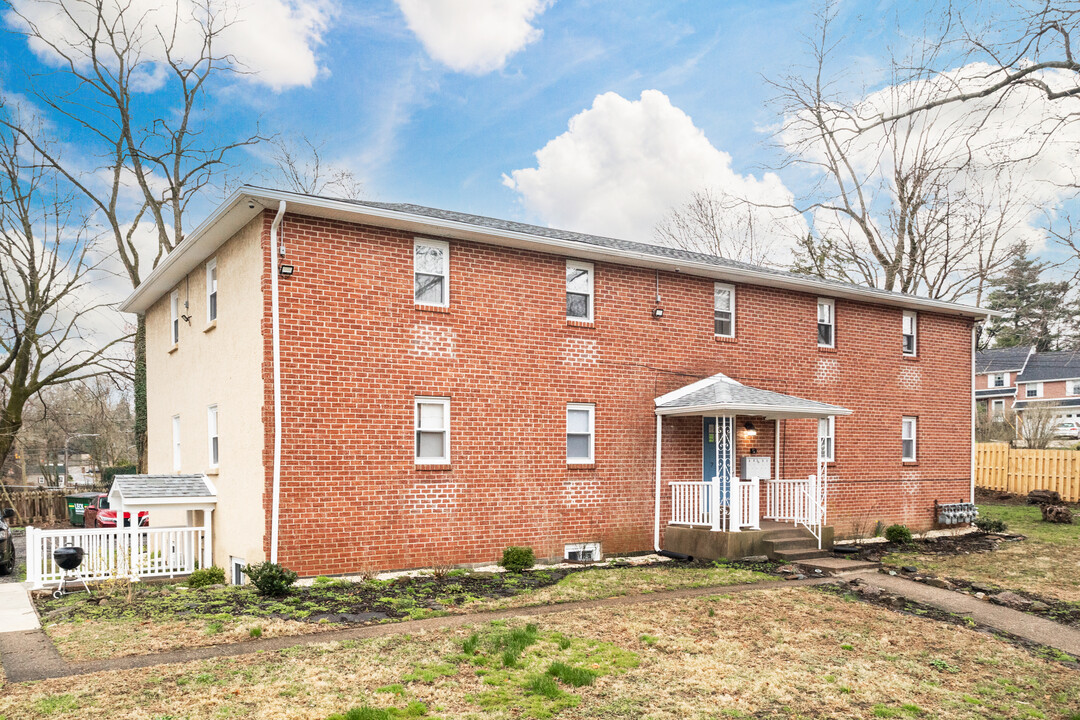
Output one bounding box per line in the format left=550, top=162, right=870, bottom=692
left=564, top=542, right=601, bottom=563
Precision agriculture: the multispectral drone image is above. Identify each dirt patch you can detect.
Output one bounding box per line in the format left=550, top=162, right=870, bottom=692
left=851, top=531, right=1022, bottom=563
left=975, top=486, right=1080, bottom=508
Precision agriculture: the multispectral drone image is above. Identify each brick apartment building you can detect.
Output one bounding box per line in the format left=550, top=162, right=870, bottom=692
left=976, top=346, right=1080, bottom=422
left=121, top=187, right=989, bottom=579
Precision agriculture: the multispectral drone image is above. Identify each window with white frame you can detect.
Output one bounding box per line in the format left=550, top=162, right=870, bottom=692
left=206, top=259, right=218, bottom=323
left=566, top=403, right=595, bottom=463
left=991, top=372, right=1009, bottom=388
left=991, top=399, right=1005, bottom=418
left=714, top=283, right=735, bottom=338
left=1026, top=382, right=1043, bottom=398
left=1068, top=379, right=1080, bottom=396
left=817, top=416, right=835, bottom=462
left=414, top=239, right=449, bottom=306
left=207, top=405, right=219, bottom=468
left=414, top=397, right=450, bottom=464
left=902, top=416, right=917, bottom=462
left=566, top=260, right=594, bottom=321
left=170, top=290, right=180, bottom=345
left=817, top=298, right=835, bottom=348
left=902, top=311, right=917, bottom=356
left=172, top=415, right=181, bottom=471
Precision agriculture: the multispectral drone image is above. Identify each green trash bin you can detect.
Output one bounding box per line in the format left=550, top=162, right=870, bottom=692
left=65, top=492, right=100, bottom=527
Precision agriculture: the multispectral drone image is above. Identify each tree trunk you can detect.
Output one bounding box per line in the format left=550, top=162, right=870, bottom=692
left=135, top=314, right=148, bottom=473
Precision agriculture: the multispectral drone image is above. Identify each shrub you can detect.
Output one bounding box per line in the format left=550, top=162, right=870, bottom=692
left=500, top=546, right=535, bottom=573
left=242, top=562, right=298, bottom=597
left=884, top=524, right=913, bottom=544
left=974, top=517, right=1008, bottom=533
left=187, top=566, right=226, bottom=588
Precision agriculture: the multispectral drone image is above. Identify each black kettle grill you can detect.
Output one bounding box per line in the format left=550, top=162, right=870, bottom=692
left=52, top=545, right=91, bottom=599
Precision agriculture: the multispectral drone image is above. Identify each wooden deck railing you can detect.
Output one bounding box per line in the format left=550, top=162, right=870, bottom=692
left=976, top=443, right=1080, bottom=502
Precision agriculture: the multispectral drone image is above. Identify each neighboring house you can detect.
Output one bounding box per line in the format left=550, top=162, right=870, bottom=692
left=120, top=187, right=989, bottom=579
left=975, top=346, right=1080, bottom=422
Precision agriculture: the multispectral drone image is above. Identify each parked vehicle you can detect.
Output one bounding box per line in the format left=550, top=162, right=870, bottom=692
left=0, top=508, right=15, bottom=575
left=1055, top=421, right=1080, bottom=439
left=83, top=494, right=148, bottom=528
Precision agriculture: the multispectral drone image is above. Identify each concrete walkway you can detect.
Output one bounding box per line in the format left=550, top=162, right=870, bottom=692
left=0, top=582, right=39, bottom=632
left=0, top=577, right=832, bottom=683
left=853, top=571, right=1080, bottom=657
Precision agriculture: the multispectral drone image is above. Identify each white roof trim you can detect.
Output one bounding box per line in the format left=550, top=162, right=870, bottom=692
left=121, top=186, right=999, bottom=319
left=656, top=403, right=853, bottom=419
left=654, top=372, right=741, bottom=407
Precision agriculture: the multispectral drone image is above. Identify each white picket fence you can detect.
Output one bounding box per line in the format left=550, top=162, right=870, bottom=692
left=25, top=526, right=208, bottom=588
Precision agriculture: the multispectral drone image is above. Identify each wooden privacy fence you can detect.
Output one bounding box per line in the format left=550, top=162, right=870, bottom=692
left=1, top=489, right=68, bottom=526
left=976, top=443, right=1080, bottom=502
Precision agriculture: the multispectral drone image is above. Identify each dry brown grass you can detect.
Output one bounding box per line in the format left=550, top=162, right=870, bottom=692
left=3, top=587, right=1078, bottom=719
left=44, top=616, right=340, bottom=661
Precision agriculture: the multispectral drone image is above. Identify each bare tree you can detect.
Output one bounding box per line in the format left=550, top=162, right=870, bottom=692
left=0, top=130, right=129, bottom=511
left=1018, top=402, right=1062, bottom=448
left=2, top=0, right=263, bottom=469
left=654, top=188, right=784, bottom=266
left=264, top=135, right=364, bottom=199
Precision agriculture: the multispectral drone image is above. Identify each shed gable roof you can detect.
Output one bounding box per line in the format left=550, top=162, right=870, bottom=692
left=111, top=474, right=216, bottom=501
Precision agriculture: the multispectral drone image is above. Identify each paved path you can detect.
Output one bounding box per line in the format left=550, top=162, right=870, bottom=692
left=852, top=571, right=1080, bottom=657
left=0, top=582, right=39, bottom=631
left=0, top=577, right=832, bottom=683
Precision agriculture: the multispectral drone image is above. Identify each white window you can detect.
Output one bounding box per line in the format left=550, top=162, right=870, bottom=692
left=817, top=416, right=835, bottom=462
left=415, top=397, right=450, bottom=464
left=414, top=239, right=449, bottom=307
left=902, top=311, right=917, bottom=356
left=1068, top=379, right=1080, bottom=397
left=231, top=557, right=245, bottom=585
left=564, top=542, right=601, bottom=562
left=991, top=399, right=1005, bottom=418
left=1026, top=383, right=1043, bottom=398
left=170, top=290, right=180, bottom=345
left=566, top=260, right=594, bottom=321
left=172, top=415, right=181, bottom=471
left=991, top=372, right=1009, bottom=388
left=902, top=416, right=917, bottom=462
left=817, top=298, right=835, bottom=348
left=206, top=259, right=218, bottom=323
left=714, top=282, right=735, bottom=338
left=207, top=405, right=219, bottom=468
left=566, top=403, right=595, bottom=463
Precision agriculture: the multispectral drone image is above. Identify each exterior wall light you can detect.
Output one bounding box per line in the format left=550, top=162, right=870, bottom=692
left=652, top=307, right=664, bottom=319
left=279, top=264, right=295, bottom=277
left=743, top=421, right=757, bottom=436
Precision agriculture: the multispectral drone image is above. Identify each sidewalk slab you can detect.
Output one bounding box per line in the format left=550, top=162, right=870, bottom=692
left=795, top=557, right=880, bottom=575
left=852, top=571, right=1080, bottom=657
left=0, top=582, right=39, bottom=633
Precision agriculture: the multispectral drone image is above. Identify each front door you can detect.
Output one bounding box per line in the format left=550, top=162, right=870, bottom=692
left=702, top=417, right=733, bottom=508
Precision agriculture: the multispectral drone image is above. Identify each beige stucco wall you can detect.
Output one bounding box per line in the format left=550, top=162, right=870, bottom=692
left=145, top=216, right=266, bottom=575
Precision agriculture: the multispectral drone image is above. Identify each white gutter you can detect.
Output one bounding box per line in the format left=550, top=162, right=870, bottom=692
left=655, top=403, right=853, bottom=418
left=970, top=325, right=976, bottom=505
left=269, top=201, right=286, bottom=564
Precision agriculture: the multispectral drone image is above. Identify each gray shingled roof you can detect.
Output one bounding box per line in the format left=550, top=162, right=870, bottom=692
left=976, top=346, right=1032, bottom=374
left=975, top=387, right=1017, bottom=399
left=1014, top=398, right=1080, bottom=410
left=112, top=474, right=216, bottom=500
left=280, top=190, right=982, bottom=310
left=656, top=377, right=850, bottom=417
left=1015, top=351, right=1080, bottom=383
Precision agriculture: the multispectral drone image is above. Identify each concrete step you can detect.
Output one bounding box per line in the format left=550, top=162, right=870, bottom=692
left=794, top=557, right=881, bottom=575
left=764, top=538, right=818, bottom=552
left=773, top=548, right=831, bottom=562
left=762, top=528, right=815, bottom=540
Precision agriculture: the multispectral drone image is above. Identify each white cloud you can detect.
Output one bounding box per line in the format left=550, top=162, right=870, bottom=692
left=395, top=0, right=550, bottom=74
left=503, top=90, right=806, bottom=258
left=5, top=0, right=334, bottom=91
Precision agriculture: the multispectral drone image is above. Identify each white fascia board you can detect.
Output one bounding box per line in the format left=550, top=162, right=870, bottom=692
left=653, top=372, right=740, bottom=407
left=655, top=403, right=853, bottom=418
left=122, top=186, right=1000, bottom=319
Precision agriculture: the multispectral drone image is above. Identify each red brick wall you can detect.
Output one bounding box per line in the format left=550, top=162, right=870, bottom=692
left=257, top=212, right=975, bottom=575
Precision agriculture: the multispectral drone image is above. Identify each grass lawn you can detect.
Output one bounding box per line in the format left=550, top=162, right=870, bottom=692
left=885, top=504, right=1080, bottom=603
left=3, top=586, right=1078, bottom=719
left=39, top=563, right=772, bottom=661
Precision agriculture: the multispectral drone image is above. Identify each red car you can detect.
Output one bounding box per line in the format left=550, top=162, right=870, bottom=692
left=83, top=494, right=149, bottom=528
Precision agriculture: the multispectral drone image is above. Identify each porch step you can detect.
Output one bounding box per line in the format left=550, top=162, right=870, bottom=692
left=772, top=548, right=831, bottom=562
left=765, top=537, right=818, bottom=552
left=793, top=557, right=881, bottom=575
left=761, top=527, right=816, bottom=541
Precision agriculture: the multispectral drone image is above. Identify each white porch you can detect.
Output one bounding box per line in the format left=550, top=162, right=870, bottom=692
left=654, top=373, right=852, bottom=553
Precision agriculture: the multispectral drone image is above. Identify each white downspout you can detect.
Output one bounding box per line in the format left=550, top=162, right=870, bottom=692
left=269, top=200, right=287, bottom=564
left=970, top=323, right=977, bottom=505
left=654, top=414, right=662, bottom=552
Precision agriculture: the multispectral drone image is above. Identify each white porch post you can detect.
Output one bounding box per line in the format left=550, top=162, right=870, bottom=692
left=730, top=476, right=742, bottom=531
left=654, top=414, right=662, bottom=552
left=203, top=508, right=213, bottom=570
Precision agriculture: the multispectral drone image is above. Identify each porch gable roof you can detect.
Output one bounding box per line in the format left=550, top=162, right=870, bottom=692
left=108, top=474, right=218, bottom=508
left=654, top=373, right=852, bottom=419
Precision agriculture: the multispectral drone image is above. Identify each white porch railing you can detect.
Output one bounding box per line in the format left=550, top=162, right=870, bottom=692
left=764, top=474, right=828, bottom=548
left=26, top=526, right=208, bottom=588
left=670, top=477, right=760, bottom=532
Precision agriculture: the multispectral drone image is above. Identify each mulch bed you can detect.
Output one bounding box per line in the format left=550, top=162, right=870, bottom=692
left=974, top=487, right=1080, bottom=508
left=844, top=531, right=1024, bottom=563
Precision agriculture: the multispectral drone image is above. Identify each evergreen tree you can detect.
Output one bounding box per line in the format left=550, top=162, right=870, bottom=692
left=985, top=244, right=1074, bottom=351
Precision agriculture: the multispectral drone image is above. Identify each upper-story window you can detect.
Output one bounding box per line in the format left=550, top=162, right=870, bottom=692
left=817, top=298, right=835, bottom=348
left=414, top=239, right=449, bottom=307
left=902, top=416, right=917, bottom=462
left=567, top=403, right=595, bottom=463
left=170, top=290, right=180, bottom=345
left=817, top=416, right=835, bottom=462
left=415, top=397, right=450, bottom=464
left=206, top=259, right=218, bottom=323
left=902, top=311, right=917, bottom=356
left=1069, top=379, right=1080, bottom=396
left=207, top=405, right=219, bottom=468
left=1026, top=382, right=1043, bottom=398
left=991, top=372, right=1009, bottom=388
left=566, top=260, right=594, bottom=321
left=714, top=283, right=735, bottom=338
